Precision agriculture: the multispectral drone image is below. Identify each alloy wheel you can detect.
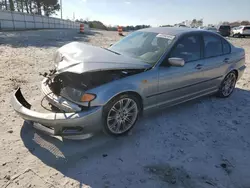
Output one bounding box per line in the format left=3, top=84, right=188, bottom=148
left=107, top=98, right=138, bottom=134
left=222, top=72, right=236, bottom=97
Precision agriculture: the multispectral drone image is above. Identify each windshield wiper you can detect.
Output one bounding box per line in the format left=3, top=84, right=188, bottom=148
left=103, top=48, right=121, bottom=55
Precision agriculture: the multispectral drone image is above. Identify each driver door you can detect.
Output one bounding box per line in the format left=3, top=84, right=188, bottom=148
left=156, top=34, right=209, bottom=107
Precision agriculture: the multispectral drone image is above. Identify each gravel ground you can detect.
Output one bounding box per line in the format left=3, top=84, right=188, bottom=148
left=0, top=29, right=250, bottom=188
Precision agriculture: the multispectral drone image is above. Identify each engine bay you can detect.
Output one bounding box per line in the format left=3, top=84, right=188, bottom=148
left=44, top=69, right=143, bottom=96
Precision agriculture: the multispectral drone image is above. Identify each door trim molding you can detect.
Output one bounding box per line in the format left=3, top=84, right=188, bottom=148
left=146, top=75, right=223, bottom=98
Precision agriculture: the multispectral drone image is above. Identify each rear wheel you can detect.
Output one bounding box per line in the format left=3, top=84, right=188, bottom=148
left=102, top=94, right=140, bottom=136
left=217, top=72, right=237, bottom=98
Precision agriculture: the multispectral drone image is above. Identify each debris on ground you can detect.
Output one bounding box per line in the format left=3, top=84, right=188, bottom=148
left=7, top=130, right=13, bottom=133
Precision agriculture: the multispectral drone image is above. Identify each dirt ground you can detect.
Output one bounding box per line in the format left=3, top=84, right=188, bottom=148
left=0, top=29, right=250, bottom=188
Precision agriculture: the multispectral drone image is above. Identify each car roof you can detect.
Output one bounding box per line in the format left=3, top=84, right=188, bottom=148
left=138, top=27, right=214, bottom=37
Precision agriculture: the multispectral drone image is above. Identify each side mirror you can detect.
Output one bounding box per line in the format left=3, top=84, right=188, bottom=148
left=168, top=58, right=185, bottom=67
left=110, top=43, right=113, bottom=46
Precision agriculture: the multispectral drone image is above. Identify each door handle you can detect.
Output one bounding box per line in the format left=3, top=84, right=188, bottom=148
left=223, top=58, right=230, bottom=63
left=195, top=64, right=203, bottom=70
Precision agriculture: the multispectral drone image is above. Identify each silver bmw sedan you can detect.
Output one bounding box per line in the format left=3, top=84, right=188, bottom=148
left=12, top=27, right=246, bottom=138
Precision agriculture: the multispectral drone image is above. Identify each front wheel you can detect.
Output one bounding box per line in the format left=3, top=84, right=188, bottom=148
left=102, top=94, right=140, bottom=136
left=217, top=72, right=237, bottom=98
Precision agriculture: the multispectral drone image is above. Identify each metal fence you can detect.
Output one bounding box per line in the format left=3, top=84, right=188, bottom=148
left=0, top=10, right=89, bottom=31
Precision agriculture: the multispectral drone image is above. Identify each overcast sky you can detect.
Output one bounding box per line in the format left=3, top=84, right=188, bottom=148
left=55, top=0, right=250, bottom=26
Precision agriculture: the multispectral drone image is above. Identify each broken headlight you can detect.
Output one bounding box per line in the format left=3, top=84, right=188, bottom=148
left=60, top=87, right=84, bottom=101
left=60, top=87, right=96, bottom=103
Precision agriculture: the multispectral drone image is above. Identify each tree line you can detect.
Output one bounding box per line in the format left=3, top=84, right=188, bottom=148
left=0, top=0, right=60, bottom=16
left=107, top=25, right=150, bottom=31
left=75, top=19, right=150, bottom=31
left=161, top=19, right=250, bottom=28
left=221, top=20, right=250, bottom=27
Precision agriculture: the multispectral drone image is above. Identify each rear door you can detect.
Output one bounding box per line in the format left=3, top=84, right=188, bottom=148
left=200, top=33, right=232, bottom=90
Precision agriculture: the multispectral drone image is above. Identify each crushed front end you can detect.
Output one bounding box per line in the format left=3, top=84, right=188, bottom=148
left=11, top=71, right=104, bottom=137
left=11, top=41, right=147, bottom=138
left=11, top=69, right=140, bottom=137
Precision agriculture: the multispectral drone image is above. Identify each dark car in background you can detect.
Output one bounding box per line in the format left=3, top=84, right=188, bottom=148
left=217, top=25, right=231, bottom=36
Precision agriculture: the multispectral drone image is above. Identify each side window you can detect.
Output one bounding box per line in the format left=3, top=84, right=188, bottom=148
left=203, top=34, right=223, bottom=58
left=222, top=39, right=231, bottom=54
left=170, top=35, right=201, bottom=62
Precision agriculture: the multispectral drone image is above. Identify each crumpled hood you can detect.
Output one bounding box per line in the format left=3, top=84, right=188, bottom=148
left=54, top=42, right=151, bottom=74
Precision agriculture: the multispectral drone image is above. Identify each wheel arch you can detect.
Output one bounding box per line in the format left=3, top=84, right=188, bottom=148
left=226, top=69, right=238, bottom=80
left=232, top=69, right=238, bottom=79
left=109, top=91, right=144, bottom=113
left=225, top=66, right=239, bottom=80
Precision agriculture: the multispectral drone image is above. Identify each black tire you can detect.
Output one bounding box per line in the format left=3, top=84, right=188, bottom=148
left=217, top=71, right=237, bottom=98
left=102, top=94, right=140, bottom=136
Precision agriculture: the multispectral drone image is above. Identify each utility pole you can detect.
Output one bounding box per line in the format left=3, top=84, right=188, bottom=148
left=60, top=0, right=62, bottom=19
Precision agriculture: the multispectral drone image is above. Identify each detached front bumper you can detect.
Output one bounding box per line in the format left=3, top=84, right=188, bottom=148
left=11, top=88, right=103, bottom=136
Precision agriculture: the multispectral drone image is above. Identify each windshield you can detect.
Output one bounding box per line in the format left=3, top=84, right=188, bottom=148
left=109, top=31, right=175, bottom=64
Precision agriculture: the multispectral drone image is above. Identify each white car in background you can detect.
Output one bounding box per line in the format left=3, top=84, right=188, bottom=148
left=231, top=25, right=250, bottom=37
